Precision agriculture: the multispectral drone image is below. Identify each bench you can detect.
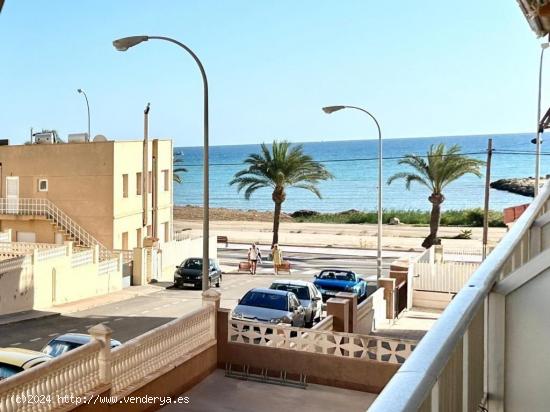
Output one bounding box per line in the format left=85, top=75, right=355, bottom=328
left=217, top=236, right=229, bottom=247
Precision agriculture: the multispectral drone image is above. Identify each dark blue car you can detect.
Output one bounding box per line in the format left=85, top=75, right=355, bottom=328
left=313, top=269, right=368, bottom=302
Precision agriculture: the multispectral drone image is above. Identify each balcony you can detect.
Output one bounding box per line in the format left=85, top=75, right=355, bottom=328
left=369, top=182, right=550, bottom=411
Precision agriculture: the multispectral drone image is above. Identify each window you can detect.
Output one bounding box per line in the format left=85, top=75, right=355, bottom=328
left=122, top=174, right=128, bottom=198
left=38, top=179, right=48, bottom=192
left=136, top=172, right=142, bottom=195
left=148, top=172, right=152, bottom=194
left=136, top=228, right=142, bottom=248
left=121, top=232, right=128, bottom=250
left=147, top=225, right=152, bottom=237
left=163, top=222, right=169, bottom=242
left=163, top=170, right=169, bottom=191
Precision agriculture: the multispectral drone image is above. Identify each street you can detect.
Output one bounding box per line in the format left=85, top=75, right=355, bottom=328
left=0, top=245, right=412, bottom=350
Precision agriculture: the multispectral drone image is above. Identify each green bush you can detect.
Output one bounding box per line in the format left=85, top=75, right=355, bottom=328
left=293, top=208, right=505, bottom=227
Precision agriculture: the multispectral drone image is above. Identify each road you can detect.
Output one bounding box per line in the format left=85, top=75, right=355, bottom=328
left=0, top=245, right=413, bottom=351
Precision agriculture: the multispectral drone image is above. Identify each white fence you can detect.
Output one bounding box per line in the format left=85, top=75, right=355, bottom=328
left=0, top=340, right=103, bottom=412
left=111, top=305, right=216, bottom=397
left=35, top=246, right=68, bottom=262
left=71, top=249, right=94, bottom=268
left=0, top=255, right=32, bottom=274
left=228, top=319, right=415, bottom=365
left=98, top=258, right=119, bottom=276
left=413, top=261, right=480, bottom=293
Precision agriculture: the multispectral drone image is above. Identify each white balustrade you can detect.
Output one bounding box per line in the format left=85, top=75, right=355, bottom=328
left=98, top=258, right=118, bottom=276
left=228, top=319, right=415, bottom=364
left=111, top=305, right=215, bottom=397
left=35, top=246, right=67, bottom=262
left=0, top=255, right=31, bottom=274
left=71, top=249, right=94, bottom=268
left=0, top=341, right=103, bottom=412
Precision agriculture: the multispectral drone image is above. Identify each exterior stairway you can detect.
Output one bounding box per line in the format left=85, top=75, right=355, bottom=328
left=0, top=198, right=111, bottom=259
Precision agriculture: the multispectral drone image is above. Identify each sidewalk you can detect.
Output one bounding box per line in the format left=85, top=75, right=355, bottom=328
left=0, top=284, right=163, bottom=325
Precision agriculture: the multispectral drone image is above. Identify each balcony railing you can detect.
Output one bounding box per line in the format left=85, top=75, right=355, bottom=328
left=369, top=181, right=550, bottom=411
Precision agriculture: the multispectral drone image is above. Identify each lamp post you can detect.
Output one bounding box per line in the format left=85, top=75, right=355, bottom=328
left=535, top=41, right=550, bottom=197
left=113, top=35, right=210, bottom=291
left=322, top=105, right=383, bottom=283
left=77, top=88, right=91, bottom=141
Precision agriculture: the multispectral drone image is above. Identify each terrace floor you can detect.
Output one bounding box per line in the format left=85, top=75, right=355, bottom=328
left=372, top=307, right=442, bottom=341
left=161, top=369, right=377, bottom=412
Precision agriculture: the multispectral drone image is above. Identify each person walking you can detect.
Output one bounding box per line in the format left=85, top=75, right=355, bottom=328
left=271, top=243, right=283, bottom=275
left=248, top=243, right=259, bottom=275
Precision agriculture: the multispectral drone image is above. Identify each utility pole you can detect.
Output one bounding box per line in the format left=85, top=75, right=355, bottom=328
left=482, top=138, right=493, bottom=260
left=143, top=103, right=150, bottom=229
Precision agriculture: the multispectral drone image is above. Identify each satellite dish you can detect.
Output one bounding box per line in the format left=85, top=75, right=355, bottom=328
left=93, top=134, right=107, bottom=142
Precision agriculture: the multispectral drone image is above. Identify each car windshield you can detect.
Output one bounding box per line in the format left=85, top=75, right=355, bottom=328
left=42, top=341, right=81, bottom=357
left=239, top=291, right=289, bottom=311
left=271, top=284, right=310, bottom=300
left=318, top=271, right=355, bottom=281
left=0, top=363, right=23, bottom=380
left=183, top=259, right=202, bottom=270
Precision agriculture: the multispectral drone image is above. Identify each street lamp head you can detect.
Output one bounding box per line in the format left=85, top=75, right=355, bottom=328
left=77, top=89, right=83, bottom=94
left=322, top=105, right=346, bottom=114
left=542, top=43, right=550, bottom=50
left=113, top=36, right=149, bottom=51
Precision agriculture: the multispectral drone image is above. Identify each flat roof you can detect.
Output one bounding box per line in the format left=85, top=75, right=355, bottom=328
left=160, top=369, right=376, bottom=412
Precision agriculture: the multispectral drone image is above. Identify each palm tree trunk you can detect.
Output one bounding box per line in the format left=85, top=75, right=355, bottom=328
left=272, top=200, right=282, bottom=246
left=422, top=193, right=444, bottom=249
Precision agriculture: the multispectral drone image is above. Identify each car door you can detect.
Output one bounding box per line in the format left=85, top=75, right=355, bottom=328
left=310, top=285, right=322, bottom=319
left=290, top=295, right=305, bottom=327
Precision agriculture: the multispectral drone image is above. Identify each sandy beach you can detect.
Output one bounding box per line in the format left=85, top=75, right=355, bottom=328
left=174, top=206, right=507, bottom=251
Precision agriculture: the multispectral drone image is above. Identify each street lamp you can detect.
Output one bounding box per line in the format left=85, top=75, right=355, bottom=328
left=113, top=35, right=211, bottom=291
left=322, top=105, right=383, bottom=283
left=535, top=41, right=550, bottom=197
left=77, top=88, right=91, bottom=141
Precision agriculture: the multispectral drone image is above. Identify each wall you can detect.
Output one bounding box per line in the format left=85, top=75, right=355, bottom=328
left=113, top=140, right=172, bottom=250
left=0, top=256, right=33, bottom=316
left=0, top=142, right=114, bottom=247
left=0, top=244, right=123, bottom=314
left=159, top=236, right=217, bottom=281
left=217, top=309, right=398, bottom=394
left=0, top=217, right=56, bottom=243
left=505, top=266, right=550, bottom=411
left=356, top=288, right=386, bottom=334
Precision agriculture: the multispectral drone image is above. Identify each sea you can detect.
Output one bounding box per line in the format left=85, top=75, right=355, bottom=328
left=174, top=133, right=548, bottom=213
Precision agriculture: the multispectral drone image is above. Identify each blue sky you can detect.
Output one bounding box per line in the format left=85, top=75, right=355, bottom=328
left=0, top=1, right=545, bottom=146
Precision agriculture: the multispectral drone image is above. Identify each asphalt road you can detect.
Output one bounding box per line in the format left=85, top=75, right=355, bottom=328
left=0, top=246, right=409, bottom=351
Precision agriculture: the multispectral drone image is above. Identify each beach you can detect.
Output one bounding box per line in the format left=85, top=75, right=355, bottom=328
left=173, top=206, right=507, bottom=251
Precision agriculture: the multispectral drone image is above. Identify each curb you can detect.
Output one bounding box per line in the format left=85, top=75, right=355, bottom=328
left=0, top=312, right=60, bottom=327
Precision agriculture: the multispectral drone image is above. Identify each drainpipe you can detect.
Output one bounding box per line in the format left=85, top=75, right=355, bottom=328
left=143, top=103, right=150, bottom=229
left=152, top=139, right=159, bottom=239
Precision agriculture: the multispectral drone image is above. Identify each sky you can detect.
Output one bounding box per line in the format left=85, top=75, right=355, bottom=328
left=0, top=1, right=546, bottom=147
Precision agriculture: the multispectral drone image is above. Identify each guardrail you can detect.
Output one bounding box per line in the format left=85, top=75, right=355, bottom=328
left=0, top=340, right=103, bottom=412
left=228, top=319, right=415, bottom=365
left=111, top=305, right=216, bottom=397
left=368, top=182, right=550, bottom=411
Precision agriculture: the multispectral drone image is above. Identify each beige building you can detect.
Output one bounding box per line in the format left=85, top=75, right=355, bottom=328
left=0, top=138, right=173, bottom=251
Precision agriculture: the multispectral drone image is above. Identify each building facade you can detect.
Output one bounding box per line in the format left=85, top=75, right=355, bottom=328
left=0, top=138, right=173, bottom=250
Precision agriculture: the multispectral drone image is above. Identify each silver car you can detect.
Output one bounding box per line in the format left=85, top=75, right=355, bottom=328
left=269, top=280, right=322, bottom=327
left=232, top=288, right=306, bottom=327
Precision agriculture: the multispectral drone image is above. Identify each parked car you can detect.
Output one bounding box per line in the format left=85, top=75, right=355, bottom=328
left=232, top=288, right=306, bottom=327
left=174, top=258, right=222, bottom=289
left=0, top=348, right=52, bottom=381
left=41, top=333, right=122, bottom=358
left=269, top=280, right=322, bottom=327
left=313, top=269, right=368, bottom=302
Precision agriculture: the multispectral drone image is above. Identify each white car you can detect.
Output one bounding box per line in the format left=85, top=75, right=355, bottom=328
left=269, top=280, right=323, bottom=327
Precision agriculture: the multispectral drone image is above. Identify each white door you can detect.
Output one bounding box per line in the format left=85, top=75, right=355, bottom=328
left=16, top=231, right=36, bottom=242
left=6, top=176, right=19, bottom=213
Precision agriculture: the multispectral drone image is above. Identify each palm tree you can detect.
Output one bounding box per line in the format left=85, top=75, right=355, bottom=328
left=173, top=154, right=187, bottom=184
left=230, top=140, right=333, bottom=246
left=387, top=144, right=484, bottom=249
